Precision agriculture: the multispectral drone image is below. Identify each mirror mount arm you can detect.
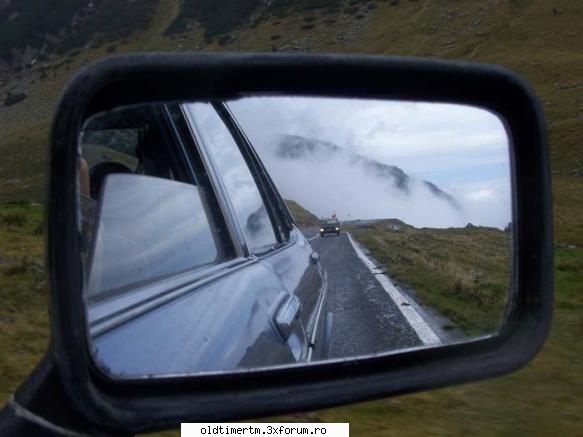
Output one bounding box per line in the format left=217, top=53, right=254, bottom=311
left=0, top=354, right=130, bottom=437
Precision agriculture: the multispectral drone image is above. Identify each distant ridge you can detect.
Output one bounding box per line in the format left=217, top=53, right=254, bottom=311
left=276, top=134, right=459, bottom=209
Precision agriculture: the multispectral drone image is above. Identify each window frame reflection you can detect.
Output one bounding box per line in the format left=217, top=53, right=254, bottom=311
left=185, top=101, right=284, bottom=255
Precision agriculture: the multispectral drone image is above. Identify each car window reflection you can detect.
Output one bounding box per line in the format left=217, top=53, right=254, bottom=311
left=187, top=103, right=278, bottom=254
left=80, top=104, right=232, bottom=298
left=86, top=175, right=220, bottom=297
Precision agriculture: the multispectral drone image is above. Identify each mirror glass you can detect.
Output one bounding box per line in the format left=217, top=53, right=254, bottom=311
left=78, top=97, right=512, bottom=378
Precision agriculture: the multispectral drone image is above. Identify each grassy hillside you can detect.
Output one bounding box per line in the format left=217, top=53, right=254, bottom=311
left=348, top=220, right=512, bottom=336
left=0, top=1, right=582, bottom=436
left=0, top=202, right=46, bottom=401
left=0, top=0, right=581, bottom=243
left=285, top=199, right=320, bottom=228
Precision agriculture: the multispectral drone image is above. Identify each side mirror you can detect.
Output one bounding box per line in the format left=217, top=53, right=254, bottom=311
left=44, top=54, right=551, bottom=434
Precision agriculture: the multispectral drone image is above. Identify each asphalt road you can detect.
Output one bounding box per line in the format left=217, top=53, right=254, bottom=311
left=309, top=233, right=424, bottom=359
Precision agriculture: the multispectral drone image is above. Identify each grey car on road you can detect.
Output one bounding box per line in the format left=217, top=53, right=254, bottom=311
left=320, top=218, right=341, bottom=237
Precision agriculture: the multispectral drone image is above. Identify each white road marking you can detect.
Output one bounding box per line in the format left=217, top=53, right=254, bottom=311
left=308, top=235, right=319, bottom=241
left=346, top=233, right=442, bottom=346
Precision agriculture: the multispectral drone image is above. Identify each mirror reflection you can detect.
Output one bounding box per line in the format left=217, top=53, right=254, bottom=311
left=79, top=97, right=512, bottom=378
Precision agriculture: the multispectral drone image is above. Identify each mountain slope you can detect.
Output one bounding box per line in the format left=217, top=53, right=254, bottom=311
left=276, top=134, right=459, bottom=209
left=284, top=199, right=320, bottom=228
left=0, top=0, right=581, bottom=242
left=0, top=0, right=159, bottom=64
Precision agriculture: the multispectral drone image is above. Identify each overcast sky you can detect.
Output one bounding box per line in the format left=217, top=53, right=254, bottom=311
left=228, top=96, right=512, bottom=229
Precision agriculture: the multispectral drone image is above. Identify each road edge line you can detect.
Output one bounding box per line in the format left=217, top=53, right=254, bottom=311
left=346, top=232, right=442, bottom=346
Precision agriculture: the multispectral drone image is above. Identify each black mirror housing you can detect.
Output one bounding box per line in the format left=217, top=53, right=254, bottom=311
left=46, top=53, right=552, bottom=434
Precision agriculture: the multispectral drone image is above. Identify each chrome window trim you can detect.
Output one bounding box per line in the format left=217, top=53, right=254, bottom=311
left=88, top=257, right=255, bottom=338
left=218, top=102, right=293, bottom=243
left=307, top=269, right=328, bottom=362
left=181, top=103, right=248, bottom=258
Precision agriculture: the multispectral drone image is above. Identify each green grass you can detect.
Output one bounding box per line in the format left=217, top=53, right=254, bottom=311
left=348, top=221, right=512, bottom=336
left=553, top=175, right=583, bottom=247
left=0, top=203, right=47, bottom=402
left=285, top=199, right=320, bottom=228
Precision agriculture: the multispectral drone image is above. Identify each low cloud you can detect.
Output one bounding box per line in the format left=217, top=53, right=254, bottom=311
left=229, top=97, right=512, bottom=229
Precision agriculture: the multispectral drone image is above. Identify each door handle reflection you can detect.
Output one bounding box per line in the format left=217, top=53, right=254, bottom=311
left=274, top=295, right=301, bottom=341
left=310, top=252, right=320, bottom=265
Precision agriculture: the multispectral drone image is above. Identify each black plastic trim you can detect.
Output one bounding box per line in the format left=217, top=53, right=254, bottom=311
left=47, top=53, right=552, bottom=434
